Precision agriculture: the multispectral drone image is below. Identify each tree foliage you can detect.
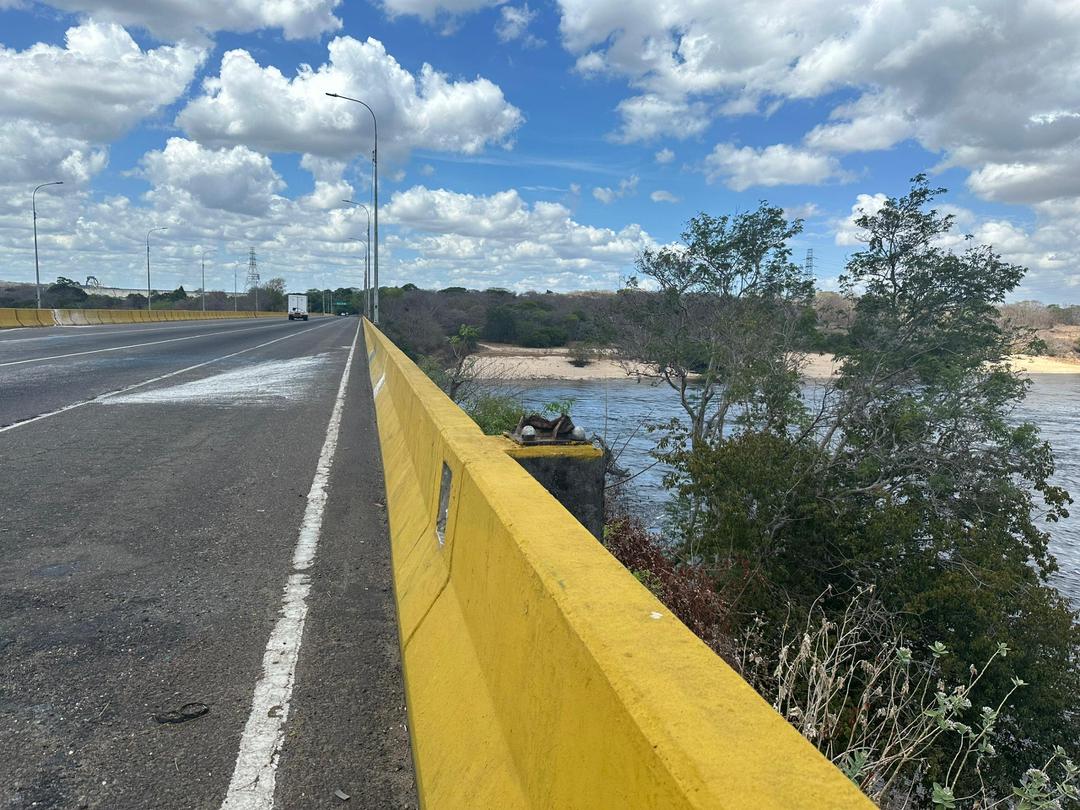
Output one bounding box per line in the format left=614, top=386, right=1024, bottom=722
left=614, top=202, right=814, bottom=448
left=619, top=179, right=1079, bottom=798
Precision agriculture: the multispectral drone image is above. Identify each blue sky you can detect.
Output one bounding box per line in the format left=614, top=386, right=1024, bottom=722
left=0, top=0, right=1077, bottom=300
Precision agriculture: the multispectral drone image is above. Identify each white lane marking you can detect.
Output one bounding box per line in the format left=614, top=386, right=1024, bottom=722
left=0, top=321, right=289, bottom=368
left=104, top=356, right=327, bottom=407
left=0, top=320, right=340, bottom=434
left=220, top=321, right=360, bottom=810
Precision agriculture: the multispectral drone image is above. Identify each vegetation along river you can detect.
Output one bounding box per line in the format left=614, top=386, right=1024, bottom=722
left=508, top=374, right=1080, bottom=604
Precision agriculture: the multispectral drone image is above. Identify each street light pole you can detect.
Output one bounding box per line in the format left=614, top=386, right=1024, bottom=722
left=146, top=226, right=167, bottom=311
left=342, top=199, right=371, bottom=319
left=349, top=237, right=368, bottom=315
left=326, top=92, right=379, bottom=325
left=33, top=181, right=63, bottom=309
left=200, top=248, right=210, bottom=311
left=233, top=260, right=238, bottom=311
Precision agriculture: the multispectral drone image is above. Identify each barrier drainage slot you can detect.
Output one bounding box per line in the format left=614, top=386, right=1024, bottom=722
left=436, top=463, right=452, bottom=547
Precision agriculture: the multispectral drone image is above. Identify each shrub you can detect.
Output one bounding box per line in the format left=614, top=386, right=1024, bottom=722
left=463, top=393, right=521, bottom=435
left=602, top=515, right=730, bottom=657
left=568, top=342, right=594, bottom=367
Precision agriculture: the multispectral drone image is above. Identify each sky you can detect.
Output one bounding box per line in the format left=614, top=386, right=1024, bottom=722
left=0, top=0, right=1078, bottom=301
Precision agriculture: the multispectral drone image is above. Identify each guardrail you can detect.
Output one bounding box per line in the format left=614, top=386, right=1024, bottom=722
left=364, top=321, right=872, bottom=809
left=0, top=308, right=291, bottom=328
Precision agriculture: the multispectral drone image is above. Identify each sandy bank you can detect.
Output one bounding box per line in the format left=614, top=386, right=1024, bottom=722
left=1009, top=354, right=1080, bottom=374
left=471, top=344, right=648, bottom=380
left=471, top=345, right=1080, bottom=381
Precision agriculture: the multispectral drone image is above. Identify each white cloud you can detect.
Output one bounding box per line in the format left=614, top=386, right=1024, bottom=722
left=832, top=191, right=1080, bottom=302
left=555, top=0, right=1080, bottom=211
left=613, top=94, right=709, bottom=142
left=966, top=150, right=1080, bottom=205
left=803, top=91, right=913, bottom=153
left=385, top=185, right=655, bottom=289
left=496, top=4, right=543, bottom=46
left=299, top=154, right=348, bottom=184
left=177, top=36, right=523, bottom=164
left=783, top=202, right=821, bottom=221
left=592, top=175, right=638, bottom=204
left=654, top=147, right=675, bottom=164
left=0, top=21, right=204, bottom=143
left=29, top=0, right=342, bottom=40
left=0, top=165, right=653, bottom=296
left=139, top=138, right=286, bottom=216
left=705, top=143, right=848, bottom=191
left=833, top=193, right=889, bottom=246
left=574, top=51, right=605, bottom=74
left=0, top=20, right=203, bottom=190
left=380, top=0, right=499, bottom=22
left=0, top=120, right=108, bottom=185
left=650, top=190, right=679, bottom=203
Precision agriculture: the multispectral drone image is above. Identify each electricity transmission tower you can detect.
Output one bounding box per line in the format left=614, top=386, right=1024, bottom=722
left=246, top=248, right=260, bottom=311
left=804, top=248, right=814, bottom=277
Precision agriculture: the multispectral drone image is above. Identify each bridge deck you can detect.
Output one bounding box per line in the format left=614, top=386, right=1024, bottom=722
left=0, top=318, right=416, bottom=808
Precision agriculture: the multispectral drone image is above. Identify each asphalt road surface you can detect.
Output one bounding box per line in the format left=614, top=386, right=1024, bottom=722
left=0, top=317, right=416, bottom=808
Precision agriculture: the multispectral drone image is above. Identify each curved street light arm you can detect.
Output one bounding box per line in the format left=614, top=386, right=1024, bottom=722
left=32, top=181, right=64, bottom=309
left=327, top=92, right=379, bottom=324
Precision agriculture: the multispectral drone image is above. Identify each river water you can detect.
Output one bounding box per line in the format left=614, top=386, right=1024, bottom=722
left=508, top=375, right=1080, bottom=603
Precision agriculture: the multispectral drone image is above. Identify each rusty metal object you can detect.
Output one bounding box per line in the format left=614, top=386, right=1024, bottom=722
left=505, top=413, right=586, bottom=445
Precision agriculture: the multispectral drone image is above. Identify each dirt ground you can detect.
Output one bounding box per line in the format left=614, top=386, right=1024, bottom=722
left=472, top=343, right=1080, bottom=380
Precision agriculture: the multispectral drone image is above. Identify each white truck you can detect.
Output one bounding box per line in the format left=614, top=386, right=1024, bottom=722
left=287, top=293, right=309, bottom=321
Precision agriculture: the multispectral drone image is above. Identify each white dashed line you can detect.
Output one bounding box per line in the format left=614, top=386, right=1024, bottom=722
left=220, top=321, right=360, bottom=810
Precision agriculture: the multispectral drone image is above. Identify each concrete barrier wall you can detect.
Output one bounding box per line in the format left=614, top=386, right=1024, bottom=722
left=364, top=321, right=872, bottom=810
left=0, top=308, right=291, bottom=329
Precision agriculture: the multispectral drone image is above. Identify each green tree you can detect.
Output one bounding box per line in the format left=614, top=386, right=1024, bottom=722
left=614, top=202, right=813, bottom=448
left=46, top=277, right=88, bottom=307
left=262, top=277, right=286, bottom=311
left=671, top=177, right=1079, bottom=796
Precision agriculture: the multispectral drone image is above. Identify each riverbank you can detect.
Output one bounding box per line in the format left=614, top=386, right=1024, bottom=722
left=472, top=343, right=650, bottom=380
left=472, top=344, right=1080, bottom=380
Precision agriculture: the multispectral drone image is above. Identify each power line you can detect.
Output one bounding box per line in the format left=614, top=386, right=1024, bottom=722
left=246, top=248, right=260, bottom=311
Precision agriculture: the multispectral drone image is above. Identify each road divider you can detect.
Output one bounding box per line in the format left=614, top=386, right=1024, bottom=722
left=364, top=321, right=872, bottom=809
left=0, top=307, right=294, bottom=329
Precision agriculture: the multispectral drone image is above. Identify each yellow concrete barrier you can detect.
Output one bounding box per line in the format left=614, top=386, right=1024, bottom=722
left=364, top=321, right=872, bottom=810
left=0, top=307, right=292, bottom=328
left=14, top=308, right=44, bottom=327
